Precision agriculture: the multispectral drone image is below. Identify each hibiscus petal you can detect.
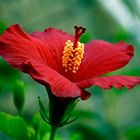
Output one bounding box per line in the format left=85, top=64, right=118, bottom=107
left=0, top=24, right=56, bottom=71
left=76, top=40, right=134, bottom=81
left=25, top=59, right=85, bottom=98
left=31, top=27, right=74, bottom=71
left=76, top=75, right=140, bottom=89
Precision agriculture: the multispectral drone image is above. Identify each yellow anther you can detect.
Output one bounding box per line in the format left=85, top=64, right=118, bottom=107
left=62, top=40, right=84, bottom=73
left=72, top=70, right=76, bottom=73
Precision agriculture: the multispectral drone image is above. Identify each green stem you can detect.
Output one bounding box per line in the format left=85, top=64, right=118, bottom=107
left=49, top=125, right=57, bottom=140
left=18, top=110, right=22, bottom=117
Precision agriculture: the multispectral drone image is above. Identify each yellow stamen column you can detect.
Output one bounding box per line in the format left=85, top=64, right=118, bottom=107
left=62, top=40, right=84, bottom=73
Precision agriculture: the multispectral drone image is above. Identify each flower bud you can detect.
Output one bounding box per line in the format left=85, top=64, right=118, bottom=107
left=13, top=81, right=25, bottom=116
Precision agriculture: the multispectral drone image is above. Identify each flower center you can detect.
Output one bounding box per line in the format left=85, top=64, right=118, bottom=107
left=62, top=26, right=86, bottom=73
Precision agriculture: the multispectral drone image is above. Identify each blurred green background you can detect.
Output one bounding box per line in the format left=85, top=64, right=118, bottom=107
left=0, top=0, right=140, bottom=140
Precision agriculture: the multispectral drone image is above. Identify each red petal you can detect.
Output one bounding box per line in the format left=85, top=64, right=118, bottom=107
left=75, top=40, right=134, bottom=81
left=77, top=75, right=140, bottom=89
left=31, top=27, right=74, bottom=71
left=25, top=60, right=83, bottom=98
left=0, top=24, right=55, bottom=70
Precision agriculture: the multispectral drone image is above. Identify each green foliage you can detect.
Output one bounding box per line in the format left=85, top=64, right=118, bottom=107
left=0, top=112, right=29, bottom=140
left=0, top=21, right=7, bottom=34
left=32, top=113, right=50, bottom=139
left=13, top=81, right=25, bottom=115
left=70, top=133, right=82, bottom=140
left=80, top=32, right=91, bottom=43
left=112, top=28, right=132, bottom=42
left=0, top=59, right=20, bottom=93
left=125, top=127, right=140, bottom=140
left=73, top=124, right=108, bottom=140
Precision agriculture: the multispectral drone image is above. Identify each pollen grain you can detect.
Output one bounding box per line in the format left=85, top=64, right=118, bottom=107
left=62, top=40, right=84, bottom=73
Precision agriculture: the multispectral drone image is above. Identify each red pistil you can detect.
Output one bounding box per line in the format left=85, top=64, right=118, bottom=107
left=73, top=26, right=86, bottom=48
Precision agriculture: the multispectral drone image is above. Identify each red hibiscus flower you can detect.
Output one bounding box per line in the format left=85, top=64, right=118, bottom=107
left=0, top=24, right=140, bottom=100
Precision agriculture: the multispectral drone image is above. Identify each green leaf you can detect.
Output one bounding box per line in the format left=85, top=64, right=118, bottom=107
left=0, top=112, right=29, bottom=140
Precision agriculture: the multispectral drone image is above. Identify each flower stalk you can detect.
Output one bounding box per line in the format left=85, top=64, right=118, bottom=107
left=49, top=125, right=57, bottom=140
